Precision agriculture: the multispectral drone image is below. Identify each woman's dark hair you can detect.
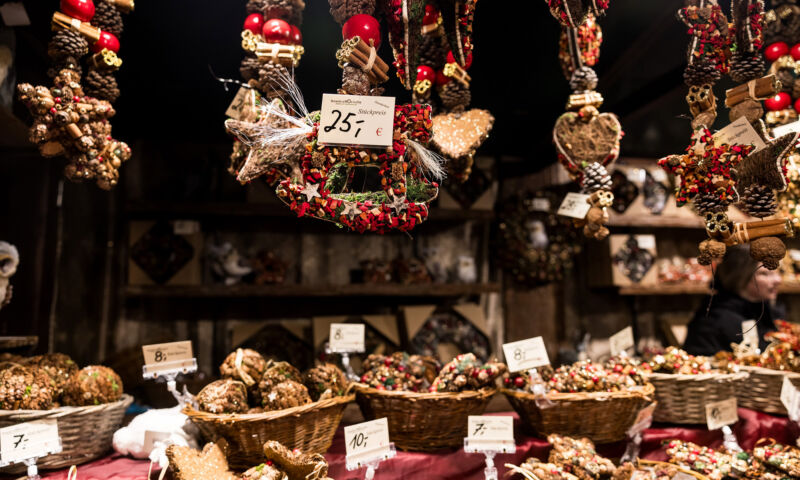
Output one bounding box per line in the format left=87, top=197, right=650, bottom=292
left=714, top=245, right=758, bottom=294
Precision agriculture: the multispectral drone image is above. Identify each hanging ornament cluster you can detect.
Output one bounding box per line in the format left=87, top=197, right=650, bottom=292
left=411, top=0, right=494, bottom=183
left=548, top=1, right=622, bottom=241
left=226, top=0, right=447, bottom=234
left=658, top=0, right=798, bottom=270
left=225, top=0, right=306, bottom=186
left=763, top=1, right=800, bottom=128
left=16, top=0, right=133, bottom=190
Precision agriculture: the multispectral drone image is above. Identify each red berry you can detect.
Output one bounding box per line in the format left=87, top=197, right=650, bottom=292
left=92, top=31, right=120, bottom=53
left=422, top=4, right=439, bottom=25
left=792, top=43, right=800, bottom=61
left=766, top=92, right=792, bottom=111
left=243, top=13, right=264, bottom=35
left=262, top=18, right=292, bottom=44
left=766, top=42, right=790, bottom=62
left=60, top=0, right=94, bottom=22
left=289, top=25, right=302, bottom=45
left=342, top=14, right=381, bottom=49
left=514, top=376, right=524, bottom=388
left=794, top=97, right=800, bottom=113
left=416, top=65, right=435, bottom=83
left=446, top=50, right=473, bottom=69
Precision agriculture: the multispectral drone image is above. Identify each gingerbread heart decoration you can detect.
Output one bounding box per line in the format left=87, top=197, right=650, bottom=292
left=431, top=108, right=494, bottom=159
left=552, top=108, right=622, bottom=181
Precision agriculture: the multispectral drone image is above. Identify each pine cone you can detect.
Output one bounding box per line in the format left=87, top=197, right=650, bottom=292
left=730, top=52, right=765, bottom=83
left=569, top=66, right=598, bottom=92
left=93, top=1, right=124, bottom=38
left=778, top=68, right=796, bottom=94
left=340, top=65, right=371, bottom=96
left=581, top=162, right=611, bottom=193
left=765, top=4, right=800, bottom=45
left=329, top=0, right=375, bottom=24
left=47, top=30, right=88, bottom=60
left=246, top=0, right=267, bottom=14
left=240, top=56, right=262, bottom=81
left=693, top=192, right=726, bottom=214
left=740, top=184, right=777, bottom=218
left=253, top=62, right=290, bottom=96
left=419, top=33, right=448, bottom=71
left=438, top=81, right=471, bottom=111
left=47, top=56, right=82, bottom=78
left=85, top=70, right=120, bottom=103
left=263, top=0, right=303, bottom=25
left=684, top=61, right=721, bottom=87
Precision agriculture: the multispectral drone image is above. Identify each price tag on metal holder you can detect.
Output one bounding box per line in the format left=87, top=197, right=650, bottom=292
left=502, top=337, right=550, bottom=373
left=0, top=420, right=61, bottom=468
left=329, top=323, right=366, bottom=353
left=318, top=94, right=395, bottom=147
left=344, top=418, right=396, bottom=477
left=706, top=398, right=738, bottom=431
left=781, top=377, right=800, bottom=421
left=610, top=326, right=635, bottom=357
left=142, top=341, right=197, bottom=379
left=464, top=416, right=515, bottom=480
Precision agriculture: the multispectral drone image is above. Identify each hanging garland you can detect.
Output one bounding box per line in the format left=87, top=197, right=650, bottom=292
left=658, top=0, right=798, bottom=270
left=17, top=0, right=133, bottom=190
left=547, top=0, right=622, bottom=241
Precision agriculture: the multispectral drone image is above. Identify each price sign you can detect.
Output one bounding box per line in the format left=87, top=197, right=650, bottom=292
left=467, top=416, right=513, bottom=442
left=318, top=94, right=395, bottom=147
left=502, top=337, right=550, bottom=373
left=142, top=341, right=195, bottom=378
left=628, top=402, right=657, bottom=436
left=741, top=320, right=759, bottom=351
left=0, top=420, right=61, bottom=466
left=713, top=116, right=767, bottom=153
left=225, top=86, right=257, bottom=121
left=329, top=323, right=365, bottom=353
left=609, top=326, right=635, bottom=357
left=781, top=377, right=800, bottom=421
left=772, top=119, right=800, bottom=137
left=344, top=418, right=391, bottom=465
left=705, top=398, right=738, bottom=430
left=557, top=193, right=591, bottom=219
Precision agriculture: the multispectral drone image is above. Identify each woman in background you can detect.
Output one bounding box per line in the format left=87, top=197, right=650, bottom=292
left=683, top=246, right=784, bottom=356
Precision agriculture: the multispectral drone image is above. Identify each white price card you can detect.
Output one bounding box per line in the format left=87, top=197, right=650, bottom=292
left=610, top=326, right=635, bottom=357
left=705, top=398, right=739, bottom=430
left=0, top=420, right=61, bottom=466
left=318, top=94, right=395, bottom=147
left=741, top=320, right=759, bottom=350
left=344, top=418, right=392, bottom=465
left=329, top=323, right=365, bottom=353
left=502, top=337, right=550, bottom=373
left=713, top=116, right=767, bottom=153
left=142, top=341, right=196, bottom=378
left=225, top=86, right=257, bottom=121
left=781, top=377, right=800, bottom=421
left=557, top=193, right=591, bottom=219
left=467, top=416, right=514, bottom=442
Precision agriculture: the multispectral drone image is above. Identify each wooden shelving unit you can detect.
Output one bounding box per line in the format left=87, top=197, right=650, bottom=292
left=619, top=283, right=800, bottom=296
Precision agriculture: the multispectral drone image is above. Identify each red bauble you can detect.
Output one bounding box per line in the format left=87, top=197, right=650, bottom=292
left=60, top=0, right=95, bottom=22
left=92, top=31, right=120, bottom=53
left=794, top=97, right=800, bottom=113
left=416, top=65, right=435, bottom=83
left=792, top=43, right=800, bottom=61
left=342, top=14, right=381, bottom=49
left=446, top=50, right=473, bottom=69
left=423, top=4, right=439, bottom=25
left=435, top=69, right=451, bottom=86
left=243, top=13, right=264, bottom=35
left=262, top=18, right=292, bottom=44
left=766, top=92, right=792, bottom=111
left=765, top=42, right=790, bottom=62
left=289, top=25, right=302, bottom=45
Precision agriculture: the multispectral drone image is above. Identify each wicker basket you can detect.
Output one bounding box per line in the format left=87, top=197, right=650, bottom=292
left=649, top=371, right=749, bottom=424
left=736, top=366, right=800, bottom=415
left=637, top=459, right=709, bottom=479
left=501, top=384, right=655, bottom=444
left=184, top=394, right=353, bottom=469
left=0, top=394, right=133, bottom=474
left=354, top=385, right=495, bottom=451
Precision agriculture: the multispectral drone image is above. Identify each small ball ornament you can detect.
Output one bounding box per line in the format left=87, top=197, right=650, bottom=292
left=342, top=14, right=381, bottom=49
left=423, top=4, right=439, bottom=25
left=60, top=0, right=95, bottom=22
left=765, top=42, right=790, bottom=62
left=289, top=25, right=302, bottom=45
left=243, top=13, right=264, bottom=35
left=262, top=18, right=292, bottom=44
left=792, top=43, right=800, bottom=61
left=766, top=92, right=792, bottom=111
left=92, top=31, right=120, bottom=53
left=416, top=65, right=435, bottom=83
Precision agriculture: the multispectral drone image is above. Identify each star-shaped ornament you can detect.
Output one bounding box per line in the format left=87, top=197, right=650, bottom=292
left=342, top=201, right=360, bottom=220
left=733, top=132, right=799, bottom=192
left=301, top=183, right=321, bottom=202
left=387, top=194, right=408, bottom=214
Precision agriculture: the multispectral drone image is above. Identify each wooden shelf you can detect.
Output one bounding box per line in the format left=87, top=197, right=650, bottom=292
left=124, top=283, right=501, bottom=298
left=619, top=283, right=800, bottom=296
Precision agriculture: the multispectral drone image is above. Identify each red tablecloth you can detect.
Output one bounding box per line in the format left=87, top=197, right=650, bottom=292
left=8, top=409, right=797, bottom=480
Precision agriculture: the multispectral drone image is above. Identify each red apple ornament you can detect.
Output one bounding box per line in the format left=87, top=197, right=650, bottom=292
left=289, top=25, right=302, bottom=45
left=262, top=18, right=292, bottom=44
left=342, top=14, right=381, bottom=49
left=417, top=65, right=435, bottom=83
left=765, top=42, right=790, bottom=62
left=766, top=92, right=792, bottom=111
left=446, top=50, right=473, bottom=69
left=60, top=0, right=95, bottom=22
left=792, top=43, right=800, bottom=61
left=92, top=31, right=120, bottom=53
left=423, top=4, right=439, bottom=25
left=243, top=13, right=264, bottom=35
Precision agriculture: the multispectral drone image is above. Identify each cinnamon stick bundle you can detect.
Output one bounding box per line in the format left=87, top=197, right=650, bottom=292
left=88, top=49, right=122, bottom=71
left=106, top=0, right=134, bottom=13
left=687, top=84, right=715, bottom=117
left=566, top=91, right=604, bottom=110
left=725, top=75, right=780, bottom=107
left=336, top=37, right=389, bottom=83
left=51, top=12, right=101, bottom=42
left=255, top=42, right=305, bottom=67
left=725, top=218, right=793, bottom=245
left=443, top=61, right=471, bottom=87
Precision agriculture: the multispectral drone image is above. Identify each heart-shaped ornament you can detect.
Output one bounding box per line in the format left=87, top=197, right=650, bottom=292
left=431, top=108, right=494, bottom=159
left=553, top=109, right=622, bottom=179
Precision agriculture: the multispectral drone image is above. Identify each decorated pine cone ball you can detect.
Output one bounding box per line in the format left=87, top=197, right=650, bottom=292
left=85, top=70, right=120, bottom=103
left=262, top=361, right=303, bottom=385
left=684, top=61, right=721, bottom=86
left=740, top=184, right=777, bottom=219
left=220, top=348, right=267, bottom=388
left=569, top=66, right=598, bottom=92
left=303, top=363, right=348, bottom=401
left=196, top=379, right=248, bottom=414
left=62, top=365, right=123, bottom=406
left=260, top=379, right=311, bottom=410
left=0, top=364, right=54, bottom=410
left=24, top=353, right=78, bottom=398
